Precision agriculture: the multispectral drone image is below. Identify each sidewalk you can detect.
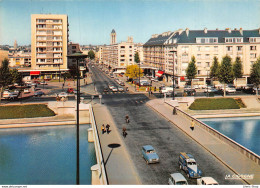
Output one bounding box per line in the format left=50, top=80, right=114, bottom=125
left=147, top=98, right=260, bottom=185
left=93, top=104, right=141, bottom=185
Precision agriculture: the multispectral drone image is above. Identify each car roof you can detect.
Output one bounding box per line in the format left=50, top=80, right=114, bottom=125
left=143, top=145, right=154, bottom=150
left=170, top=173, right=187, bottom=181
left=201, top=177, right=218, bottom=184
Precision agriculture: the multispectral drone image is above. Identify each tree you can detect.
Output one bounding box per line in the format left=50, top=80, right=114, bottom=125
left=134, top=52, right=140, bottom=64
left=125, top=65, right=143, bottom=80
left=186, top=56, right=197, bottom=86
left=210, top=56, right=219, bottom=79
left=0, top=58, right=12, bottom=87
left=62, top=72, right=72, bottom=83
left=217, top=55, right=234, bottom=97
left=249, top=58, right=260, bottom=95
left=88, top=50, right=95, bottom=60
left=233, top=57, right=243, bottom=87
left=10, top=69, right=23, bottom=85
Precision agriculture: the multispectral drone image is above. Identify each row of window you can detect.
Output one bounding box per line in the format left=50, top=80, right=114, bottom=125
left=181, top=45, right=257, bottom=51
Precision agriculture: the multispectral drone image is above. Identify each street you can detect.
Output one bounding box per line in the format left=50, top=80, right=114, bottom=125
left=90, top=65, right=244, bottom=185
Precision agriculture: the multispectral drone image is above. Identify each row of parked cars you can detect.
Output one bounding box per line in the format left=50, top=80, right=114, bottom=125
left=141, top=145, right=218, bottom=185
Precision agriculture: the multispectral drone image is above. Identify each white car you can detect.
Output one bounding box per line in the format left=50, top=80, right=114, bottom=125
left=168, top=173, right=188, bottom=185
left=204, top=87, right=218, bottom=93
left=111, top=86, right=118, bottom=92
left=108, top=84, right=114, bottom=90
left=225, top=86, right=236, bottom=93
left=118, top=86, right=124, bottom=92
left=197, top=177, right=219, bottom=185
left=58, top=92, right=68, bottom=98
left=24, top=89, right=30, bottom=94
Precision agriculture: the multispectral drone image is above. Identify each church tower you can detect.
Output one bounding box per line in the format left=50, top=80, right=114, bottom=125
left=14, top=40, right=17, bottom=49
left=110, top=29, right=116, bottom=45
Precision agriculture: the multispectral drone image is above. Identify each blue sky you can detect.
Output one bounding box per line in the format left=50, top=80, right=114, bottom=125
left=0, top=0, right=259, bottom=46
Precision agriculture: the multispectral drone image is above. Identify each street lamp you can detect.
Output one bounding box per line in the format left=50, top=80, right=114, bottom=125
left=170, top=50, right=177, bottom=100
left=67, top=51, right=88, bottom=185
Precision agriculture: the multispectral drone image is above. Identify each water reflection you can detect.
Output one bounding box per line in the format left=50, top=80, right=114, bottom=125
left=202, top=117, right=260, bottom=155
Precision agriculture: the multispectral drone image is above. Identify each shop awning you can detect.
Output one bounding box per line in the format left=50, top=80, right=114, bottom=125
left=156, top=70, right=164, bottom=77
left=30, top=71, right=41, bottom=75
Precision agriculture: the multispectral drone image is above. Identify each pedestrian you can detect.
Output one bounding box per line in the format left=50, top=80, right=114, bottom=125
left=173, top=107, right=177, bottom=115
left=190, top=120, right=195, bottom=131
left=122, top=127, right=127, bottom=138
left=154, top=86, right=156, bottom=92
left=125, top=115, right=129, bottom=123
left=101, top=124, right=106, bottom=134
left=106, top=124, right=110, bottom=134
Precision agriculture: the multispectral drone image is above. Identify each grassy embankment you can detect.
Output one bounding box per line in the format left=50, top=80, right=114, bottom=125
left=0, top=104, right=55, bottom=119
left=189, top=98, right=246, bottom=110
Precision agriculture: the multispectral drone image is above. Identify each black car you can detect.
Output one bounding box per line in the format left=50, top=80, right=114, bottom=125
left=34, top=91, right=44, bottom=97
left=103, top=87, right=109, bottom=92
left=184, top=89, right=196, bottom=96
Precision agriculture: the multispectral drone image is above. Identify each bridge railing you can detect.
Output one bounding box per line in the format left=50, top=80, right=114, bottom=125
left=166, top=102, right=260, bottom=165
left=89, top=105, right=108, bottom=184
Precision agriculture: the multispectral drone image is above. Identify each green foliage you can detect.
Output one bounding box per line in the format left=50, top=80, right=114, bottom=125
left=10, top=69, right=23, bottom=85
left=62, top=72, right=72, bottom=82
left=88, top=50, right=95, bottom=60
left=186, top=56, right=197, bottom=81
left=217, top=55, right=234, bottom=84
left=233, top=57, right=243, bottom=79
left=189, top=98, right=240, bottom=110
left=249, top=58, right=260, bottom=88
left=68, top=65, right=79, bottom=79
left=210, top=56, right=219, bottom=79
left=125, top=65, right=143, bottom=79
left=134, top=52, right=140, bottom=64
left=0, top=58, right=12, bottom=87
left=0, top=104, right=55, bottom=119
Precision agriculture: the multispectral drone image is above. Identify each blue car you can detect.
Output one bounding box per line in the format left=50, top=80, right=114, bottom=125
left=179, top=152, right=202, bottom=178
left=142, top=145, right=159, bottom=164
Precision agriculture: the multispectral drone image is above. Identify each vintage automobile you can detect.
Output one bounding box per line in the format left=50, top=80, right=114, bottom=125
left=103, top=87, right=109, bottom=92
left=111, top=86, right=118, bottom=92
left=141, top=145, right=159, bottom=164
left=118, top=86, right=124, bottom=92
left=179, top=152, right=202, bottom=178
left=168, top=173, right=188, bottom=185
left=34, top=91, right=44, bottom=97
left=67, top=88, right=74, bottom=93
left=58, top=92, right=68, bottom=98
left=197, top=177, right=219, bottom=185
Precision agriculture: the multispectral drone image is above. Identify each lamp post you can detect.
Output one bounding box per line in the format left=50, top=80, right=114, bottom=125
left=59, top=63, right=61, bottom=82
left=170, top=50, right=177, bottom=100
left=67, top=52, right=88, bottom=185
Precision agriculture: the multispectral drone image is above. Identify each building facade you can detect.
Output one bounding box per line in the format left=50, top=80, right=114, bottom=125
left=30, top=14, right=69, bottom=79
left=144, top=28, right=260, bottom=86
left=9, top=51, right=31, bottom=68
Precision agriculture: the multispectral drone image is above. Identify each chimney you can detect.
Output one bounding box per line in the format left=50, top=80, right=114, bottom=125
left=185, top=28, right=189, bottom=36
left=239, top=28, right=243, bottom=35
left=204, top=28, right=207, bottom=33
left=178, top=29, right=183, bottom=35
left=226, top=28, right=231, bottom=33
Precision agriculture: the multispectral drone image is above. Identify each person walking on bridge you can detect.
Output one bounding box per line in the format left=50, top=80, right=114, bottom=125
left=190, top=120, right=195, bottom=131
left=122, top=127, right=128, bottom=138
left=101, top=124, right=106, bottom=134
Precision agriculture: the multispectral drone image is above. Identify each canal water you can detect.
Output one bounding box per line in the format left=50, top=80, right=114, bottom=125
left=201, top=117, right=260, bottom=156
left=0, top=124, right=96, bottom=185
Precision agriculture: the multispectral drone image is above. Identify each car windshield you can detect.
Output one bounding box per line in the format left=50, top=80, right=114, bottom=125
left=188, top=162, right=196, bottom=165
left=147, top=150, right=155, bottom=153
left=176, top=181, right=187, bottom=185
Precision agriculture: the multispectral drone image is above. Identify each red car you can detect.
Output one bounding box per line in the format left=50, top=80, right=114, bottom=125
left=67, top=88, right=74, bottom=93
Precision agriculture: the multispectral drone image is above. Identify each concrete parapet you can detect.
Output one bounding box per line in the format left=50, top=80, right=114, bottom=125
left=88, top=128, right=94, bottom=142
left=91, top=164, right=101, bottom=185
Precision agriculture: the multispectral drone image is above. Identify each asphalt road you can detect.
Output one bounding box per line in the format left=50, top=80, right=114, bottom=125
left=90, top=65, right=244, bottom=185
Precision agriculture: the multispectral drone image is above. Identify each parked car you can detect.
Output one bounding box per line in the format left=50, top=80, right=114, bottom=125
left=118, top=86, right=124, bottom=92
left=67, top=88, right=74, bottom=93
left=34, top=91, right=44, bottom=97
left=58, top=92, right=68, bottom=98
left=184, top=89, right=196, bottom=96
left=225, top=86, right=236, bottom=94
left=197, top=177, right=219, bottom=185
left=179, top=152, right=202, bottom=178
left=103, top=87, right=109, bottom=92
left=24, top=89, right=30, bottom=94
left=168, top=173, right=188, bottom=185
left=40, top=81, right=48, bottom=85
left=111, top=86, right=118, bottom=92
left=141, top=145, right=159, bottom=164
left=108, top=84, right=114, bottom=90
left=204, top=87, right=218, bottom=93
left=161, top=87, right=174, bottom=93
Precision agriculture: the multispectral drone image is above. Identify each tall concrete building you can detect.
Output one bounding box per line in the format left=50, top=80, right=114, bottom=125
left=144, top=28, right=260, bottom=86
left=110, top=29, right=116, bottom=45
left=30, top=14, right=69, bottom=79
